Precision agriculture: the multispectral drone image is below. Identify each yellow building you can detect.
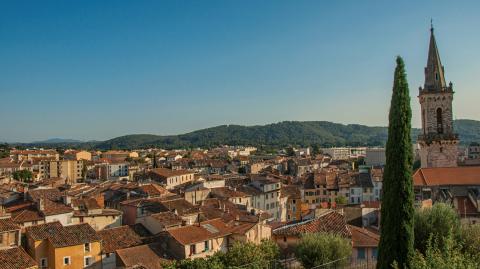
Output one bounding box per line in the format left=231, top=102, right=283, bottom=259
left=64, top=151, right=92, bottom=161
left=47, top=160, right=83, bottom=184
left=25, top=222, right=102, bottom=269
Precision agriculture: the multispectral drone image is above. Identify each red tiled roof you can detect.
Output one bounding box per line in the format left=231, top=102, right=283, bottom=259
left=26, top=222, right=100, bottom=247
left=11, top=207, right=44, bottom=223
left=97, top=225, right=145, bottom=253
left=348, top=225, right=379, bottom=247
left=0, top=246, right=38, bottom=269
left=26, top=221, right=63, bottom=241
left=414, top=167, right=480, bottom=186
left=150, top=168, right=193, bottom=178
left=149, top=212, right=183, bottom=228
left=0, top=218, right=20, bottom=232
left=167, top=218, right=232, bottom=245
left=116, top=243, right=169, bottom=269
left=273, top=211, right=351, bottom=238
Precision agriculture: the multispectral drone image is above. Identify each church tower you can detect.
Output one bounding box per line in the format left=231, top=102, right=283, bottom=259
left=418, top=24, right=459, bottom=168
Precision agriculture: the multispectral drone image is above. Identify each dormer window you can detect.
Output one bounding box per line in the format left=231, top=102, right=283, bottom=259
left=435, top=72, right=439, bottom=81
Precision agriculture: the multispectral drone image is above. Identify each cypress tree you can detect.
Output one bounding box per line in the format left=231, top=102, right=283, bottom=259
left=377, top=56, right=415, bottom=269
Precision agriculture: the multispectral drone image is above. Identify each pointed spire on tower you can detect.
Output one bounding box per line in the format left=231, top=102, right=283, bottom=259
left=424, top=20, right=447, bottom=91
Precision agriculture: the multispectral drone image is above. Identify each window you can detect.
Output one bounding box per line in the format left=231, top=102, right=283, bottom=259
left=84, top=256, right=92, bottom=267
left=63, top=256, right=71, bottom=265
left=84, top=243, right=91, bottom=252
left=40, top=258, right=47, bottom=268
left=189, top=244, right=196, bottom=256
left=204, top=241, right=209, bottom=252
left=357, top=248, right=366, bottom=259
left=283, top=236, right=287, bottom=242
left=372, top=248, right=378, bottom=258
left=436, top=108, right=443, bottom=134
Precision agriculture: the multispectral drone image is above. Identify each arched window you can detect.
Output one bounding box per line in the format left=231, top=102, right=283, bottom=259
left=436, top=108, right=443, bottom=134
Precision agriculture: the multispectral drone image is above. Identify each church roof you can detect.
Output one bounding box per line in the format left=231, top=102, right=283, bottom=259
left=423, top=24, right=448, bottom=91
left=413, top=166, right=480, bottom=186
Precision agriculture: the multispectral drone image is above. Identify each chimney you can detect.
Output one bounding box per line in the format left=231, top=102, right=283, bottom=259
left=38, top=198, right=45, bottom=211
left=63, top=195, right=72, bottom=206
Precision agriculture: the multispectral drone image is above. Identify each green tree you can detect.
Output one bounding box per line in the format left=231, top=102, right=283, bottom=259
left=377, top=57, right=415, bottom=269
left=0, top=143, right=10, bottom=158
left=223, top=240, right=280, bottom=268
left=407, top=232, right=479, bottom=269
left=12, top=169, right=33, bottom=182
left=163, top=240, right=279, bottom=269
left=295, top=232, right=352, bottom=269
left=335, top=195, right=348, bottom=205
left=285, top=147, right=295, bottom=157
left=460, top=224, right=480, bottom=259
left=414, top=203, right=460, bottom=254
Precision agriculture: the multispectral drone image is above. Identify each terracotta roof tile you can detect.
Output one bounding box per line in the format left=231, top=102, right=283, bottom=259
left=0, top=218, right=20, bottom=232
left=150, top=168, right=193, bottom=178
left=273, top=211, right=350, bottom=238
left=348, top=225, right=379, bottom=247
left=167, top=218, right=232, bottom=245
left=116, top=243, right=169, bottom=269
left=0, top=246, right=38, bottom=269
left=414, top=167, right=480, bottom=186
left=26, top=222, right=99, bottom=247
left=149, top=212, right=183, bottom=228
left=97, top=225, right=145, bottom=253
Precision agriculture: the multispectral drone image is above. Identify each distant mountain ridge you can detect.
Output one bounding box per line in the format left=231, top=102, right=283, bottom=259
left=15, top=119, right=480, bottom=150
left=31, top=138, right=84, bottom=144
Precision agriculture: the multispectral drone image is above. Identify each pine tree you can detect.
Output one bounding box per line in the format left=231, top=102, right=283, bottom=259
left=377, top=56, right=415, bottom=269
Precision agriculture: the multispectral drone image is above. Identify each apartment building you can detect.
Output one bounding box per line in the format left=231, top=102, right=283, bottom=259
left=47, top=160, right=83, bottom=184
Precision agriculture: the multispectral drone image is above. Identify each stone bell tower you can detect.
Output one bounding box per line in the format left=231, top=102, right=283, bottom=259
left=418, top=24, right=459, bottom=168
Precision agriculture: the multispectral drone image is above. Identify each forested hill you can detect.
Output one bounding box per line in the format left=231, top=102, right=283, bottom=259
left=90, top=119, right=480, bottom=150
left=14, top=119, right=480, bottom=150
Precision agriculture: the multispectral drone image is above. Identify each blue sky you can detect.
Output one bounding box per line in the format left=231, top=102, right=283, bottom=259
left=1, top=1, right=479, bottom=142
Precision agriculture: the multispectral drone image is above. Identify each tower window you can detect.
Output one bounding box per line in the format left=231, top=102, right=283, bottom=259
left=436, top=108, right=443, bottom=134
left=435, top=72, right=439, bottom=81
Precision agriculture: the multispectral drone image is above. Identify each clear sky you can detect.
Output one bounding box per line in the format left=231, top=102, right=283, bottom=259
left=1, top=1, right=479, bottom=142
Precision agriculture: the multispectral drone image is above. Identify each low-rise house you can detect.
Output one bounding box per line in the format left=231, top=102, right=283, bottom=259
left=142, top=211, right=184, bottom=234
left=25, top=222, right=102, bottom=269
left=166, top=218, right=231, bottom=259
left=349, top=225, right=379, bottom=263
left=149, top=168, right=195, bottom=190
left=0, top=246, right=38, bottom=269
left=209, top=187, right=252, bottom=209
left=228, top=219, right=272, bottom=245
left=0, top=217, right=21, bottom=249
left=97, top=224, right=151, bottom=269
left=120, top=197, right=199, bottom=226
left=272, top=210, right=351, bottom=257
left=71, top=197, right=122, bottom=230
